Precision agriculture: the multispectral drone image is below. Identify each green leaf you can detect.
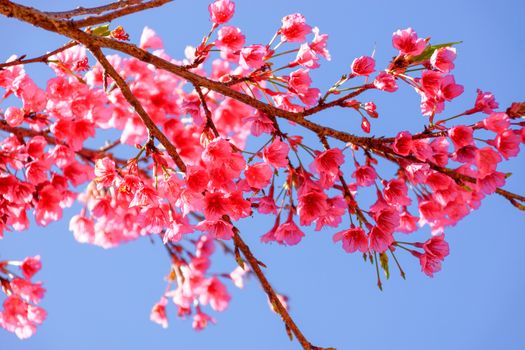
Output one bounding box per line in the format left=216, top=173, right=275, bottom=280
left=412, top=41, right=463, bottom=62
left=379, top=252, right=390, bottom=280
left=92, top=24, right=111, bottom=37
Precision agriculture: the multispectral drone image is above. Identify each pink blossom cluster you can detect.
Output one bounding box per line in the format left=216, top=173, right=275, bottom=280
left=150, top=235, right=249, bottom=330
left=0, top=0, right=524, bottom=339
left=0, top=256, right=46, bottom=338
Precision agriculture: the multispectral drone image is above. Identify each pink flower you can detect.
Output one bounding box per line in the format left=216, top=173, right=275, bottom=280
left=245, top=162, right=273, bottom=189
left=244, top=112, right=276, bottom=136
left=199, top=277, right=231, bottom=312
left=383, top=179, right=411, bottom=206
left=256, top=194, right=278, bottom=215
left=69, top=213, right=95, bottom=244
left=139, top=26, right=163, bottom=50
left=215, top=26, right=245, bottom=51
left=374, top=71, right=398, bottom=92
left=0, top=295, right=46, bottom=339
left=448, top=126, right=473, bottom=149
left=393, top=131, right=412, bottom=156
left=208, top=0, right=235, bottom=25
left=476, top=147, right=502, bottom=177
left=492, top=130, right=520, bottom=159
left=20, top=256, right=41, bottom=280
left=333, top=226, right=368, bottom=253
left=288, top=68, right=312, bottom=94
left=482, top=112, right=510, bottom=133
left=415, top=251, right=443, bottom=277
left=310, top=27, right=330, bottom=60
left=392, top=28, right=426, bottom=56
left=364, top=102, right=378, bottom=118
left=263, top=138, right=290, bottom=169
left=274, top=213, right=305, bottom=245
left=352, top=165, right=377, bottom=187
left=150, top=297, right=168, bottom=329
left=416, top=234, right=449, bottom=260
left=351, top=56, right=375, bottom=76
left=35, top=185, right=63, bottom=226
left=472, top=89, right=498, bottom=114
left=10, top=278, right=46, bottom=304
left=430, top=47, right=456, bottom=73
left=196, top=219, right=234, bottom=240
left=129, top=186, right=160, bottom=208
left=368, top=226, right=394, bottom=253
left=239, top=44, right=268, bottom=70
left=292, top=43, right=320, bottom=69
left=439, top=75, right=464, bottom=101
left=229, top=266, right=248, bottom=288
left=163, top=214, right=193, bottom=243
left=4, top=106, right=24, bottom=127
left=260, top=215, right=281, bottom=243
left=398, top=210, right=418, bottom=233
left=280, top=13, right=311, bottom=43
left=297, top=190, right=328, bottom=226
left=311, top=148, right=344, bottom=188
left=192, top=310, right=215, bottom=331
left=477, top=171, right=506, bottom=194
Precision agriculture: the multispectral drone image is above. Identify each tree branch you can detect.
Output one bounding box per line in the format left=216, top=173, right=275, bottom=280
left=45, top=0, right=142, bottom=19
left=0, top=0, right=522, bottom=210
left=72, top=0, right=172, bottom=27
left=86, top=42, right=319, bottom=347
left=0, top=41, right=77, bottom=69
left=87, top=45, right=187, bottom=173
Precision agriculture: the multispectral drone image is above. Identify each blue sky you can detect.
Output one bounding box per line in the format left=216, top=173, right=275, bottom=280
left=1, top=1, right=524, bottom=349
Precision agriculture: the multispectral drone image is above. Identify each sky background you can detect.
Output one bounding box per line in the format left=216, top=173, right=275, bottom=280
left=1, top=0, right=524, bottom=349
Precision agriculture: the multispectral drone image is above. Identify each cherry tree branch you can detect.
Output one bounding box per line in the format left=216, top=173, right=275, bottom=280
left=45, top=0, right=142, bottom=19
left=87, top=42, right=320, bottom=348
left=88, top=45, right=187, bottom=173
left=1, top=0, right=523, bottom=208
left=0, top=41, right=77, bottom=69
left=72, top=0, right=172, bottom=27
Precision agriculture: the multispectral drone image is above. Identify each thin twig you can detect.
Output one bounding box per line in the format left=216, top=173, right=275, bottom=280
left=0, top=41, right=76, bottom=69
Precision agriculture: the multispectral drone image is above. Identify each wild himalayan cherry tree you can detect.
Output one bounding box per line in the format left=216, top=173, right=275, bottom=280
left=0, top=0, right=524, bottom=348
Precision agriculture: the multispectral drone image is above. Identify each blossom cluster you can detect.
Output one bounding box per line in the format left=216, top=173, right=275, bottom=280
left=0, top=0, right=523, bottom=339
left=0, top=256, right=45, bottom=339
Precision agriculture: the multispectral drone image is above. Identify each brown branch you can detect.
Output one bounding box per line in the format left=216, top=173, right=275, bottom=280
left=194, top=84, right=220, bottom=138
left=88, top=45, right=187, bottom=173
left=45, top=0, right=142, bottom=19
left=317, top=134, right=369, bottom=225
left=367, top=142, right=525, bottom=209
left=72, top=0, right=172, bottom=27
left=1, top=0, right=523, bottom=210
left=231, top=229, right=327, bottom=350
left=0, top=41, right=77, bottom=69
left=86, top=42, right=319, bottom=346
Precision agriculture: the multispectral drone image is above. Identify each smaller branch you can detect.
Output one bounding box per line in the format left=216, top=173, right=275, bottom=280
left=317, top=134, right=369, bottom=224
left=88, top=45, right=186, bottom=173
left=0, top=41, right=76, bottom=69
left=367, top=142, right=525, bottom=210
left=45, top=0, right=141, bottom=19
left=72, top=0, right=172, bottom=27
left=0, top=120, right=127, bottom=166
left=194, top=84, right=220, bottom=138
left=231, top=228, right=327, bottom=350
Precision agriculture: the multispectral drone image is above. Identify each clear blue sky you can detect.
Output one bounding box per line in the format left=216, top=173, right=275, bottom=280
left=1, top=1, right=524, bottom=349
